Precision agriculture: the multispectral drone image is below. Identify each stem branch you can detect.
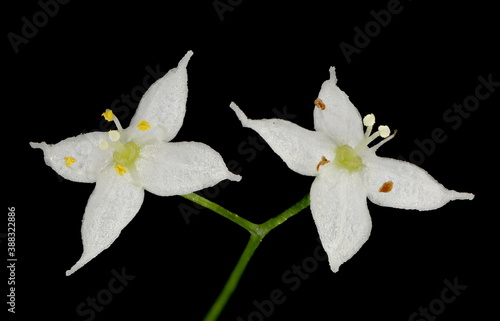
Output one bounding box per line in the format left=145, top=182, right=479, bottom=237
left=180, top=193, right=311, bottom=321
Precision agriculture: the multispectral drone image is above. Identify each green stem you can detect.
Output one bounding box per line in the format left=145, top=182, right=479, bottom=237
left=180, top=193, right=311, bottom=321
left=203, top=235, right=261, bottom=321
left=258, top=194, right=311, bottom=237
left=181, top=193, right=260, bottom=233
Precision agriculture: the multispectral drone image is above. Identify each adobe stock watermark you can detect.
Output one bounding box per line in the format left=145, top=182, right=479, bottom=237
left=409, top=277, right=467, bottom=321
left=399, top=73, right=498, bottom=165
left=339, top=0, right=411, bottom=64
left=76, top=267, right=136, bottom=321
left=7, top=0, right=71, bottom=54
left=212, top=0, right=244, bottom=22
left=179, top=106, right=297, bottom=225
left=237, top=238, right=327, bottom=321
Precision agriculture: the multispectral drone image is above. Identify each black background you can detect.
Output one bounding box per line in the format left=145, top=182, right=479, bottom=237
left=4, top=0, right=497, bottom=320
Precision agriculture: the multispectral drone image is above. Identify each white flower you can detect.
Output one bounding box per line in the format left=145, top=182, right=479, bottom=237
left=30, top=51, right=241, bottom=276
left=230, top=67, right=474, bottom=273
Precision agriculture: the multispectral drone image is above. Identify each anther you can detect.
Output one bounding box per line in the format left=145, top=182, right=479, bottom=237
left=64, top=156, right=76, bottom=167
left=316, top=156, right=330, bottom=171
left=102, top=109, right=114, bottom=122
left=137, top=120, right=151, bottom=131
left=379, top=181, right=394, bottom=193
left=114, top=164, right=127, bottom=176
left=108, top=130, right=120, bottom=142
left=378, top=125, right=390, bottom=138
left=363, top=114, right=375, bottom=127
left=314, top=98, right=326, bottom=110
left=102, top=109, right=123, bottom=131
left=99, top=139, right=109, bottom=150
left=363, top=113, right=375, bottom=138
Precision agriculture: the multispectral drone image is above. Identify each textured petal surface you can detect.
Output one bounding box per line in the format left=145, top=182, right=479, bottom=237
left=30, top=132, right=111, bottom=183
left=230, top=102, right=335, bottom=176
left=129, top=50, right=193, bottom=142
left=313, top=67, right=364, bottom=146
left=66, top=168, right=144, bottom=275
left=136, top=141, right=241, bottom=196
left=310, top=169, right=372, bottom=272
left=363, top=156, right=474, bottom=211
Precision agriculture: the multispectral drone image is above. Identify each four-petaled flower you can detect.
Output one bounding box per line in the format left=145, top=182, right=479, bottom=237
left=230, top=67, right=474, bottom=272
left=30, top=51, right=241, bottom=275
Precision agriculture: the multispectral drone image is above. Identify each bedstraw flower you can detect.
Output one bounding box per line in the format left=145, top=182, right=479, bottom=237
left=31, top=51, right=241, bottom=275
left=230, top=67, right=473, bottom=273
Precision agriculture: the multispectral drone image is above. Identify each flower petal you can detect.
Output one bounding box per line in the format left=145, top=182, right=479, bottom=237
left=129, top=50, right=193, bottom=142
left=363, top=156, right=474, bottom=211
left=313, top=67, right=364, bottom=146
left=310, top=170, right=372, bottom=272
left=136, top=141, right=241, bottom=196
left=66, top=168, right=144, bottom=276
left=230, top=102, right=335, bottom=176
left=30, top=132, right=111, bottom=183
left=123, top=119, right=169, bottom=146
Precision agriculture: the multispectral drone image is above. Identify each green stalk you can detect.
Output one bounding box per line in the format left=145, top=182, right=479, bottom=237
left=180, top=193, right=311, bottom=321
left=180, top=193, right=260, bottom=233
left=258, top=194, right=311, bottom=237
left=202, top=235, right=261, bottom=321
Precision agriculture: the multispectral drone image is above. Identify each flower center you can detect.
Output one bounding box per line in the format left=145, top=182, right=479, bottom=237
left=327, top=114, right=396, bottom=173
left=113, top=141, right=141, bottom=168
left=99, top=109, right=154, bottom=176
left=335, top=145, right=363, bottom=172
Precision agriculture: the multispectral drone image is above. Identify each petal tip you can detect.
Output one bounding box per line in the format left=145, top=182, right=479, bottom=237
left=228, top=172, right=242, bottom=182
left=328, top=66, right=338, bottom=84
left=229, top=101, right=240, bottom=112
left=65, top=263, right=81, bottom=276
left=451, top=191, right=474, bottom=201
left=329, top=260, right=341, bottom=273
left=65, top=253, right=95, bottom=276
left=229, top=102, right=249, bottom=126
left=29, top=142, right=47, bottom=150
left=179, top=50, right=193, bottom=68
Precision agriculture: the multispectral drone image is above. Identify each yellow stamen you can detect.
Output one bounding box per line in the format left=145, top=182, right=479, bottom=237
left=114, top=164, right=127, bottom=176
left=102, top=109, right=114, bottom=122
left=64, top=156, right=76, bottom=167
left=137, top=120, right=151, bottom=131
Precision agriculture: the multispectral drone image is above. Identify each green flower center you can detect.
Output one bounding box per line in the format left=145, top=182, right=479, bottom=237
left=335, top=145, right=363, bottom=172
left=113, top=141, right=141, bottom=168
